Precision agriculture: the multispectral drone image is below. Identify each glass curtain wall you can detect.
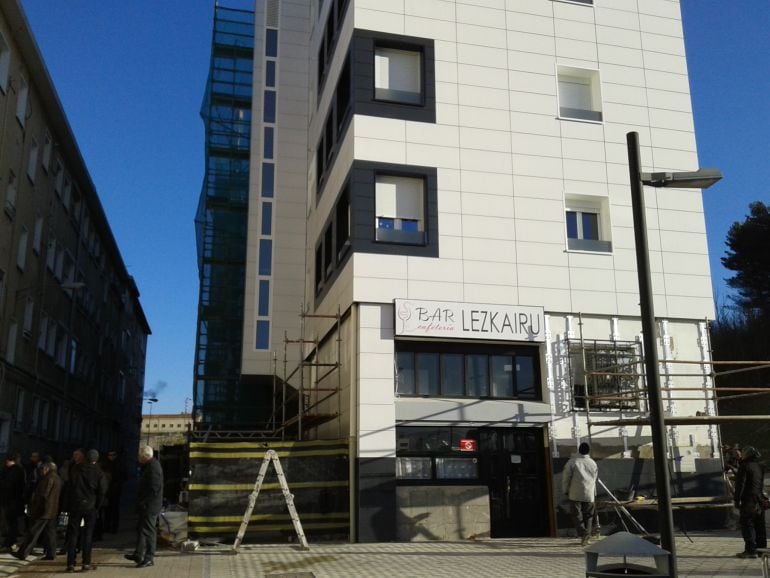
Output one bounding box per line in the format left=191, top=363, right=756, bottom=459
left=193, top=5, right=254, bottom=430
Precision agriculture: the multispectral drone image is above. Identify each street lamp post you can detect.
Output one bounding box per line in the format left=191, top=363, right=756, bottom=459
left=627, top=131, right=721, bottom=578
left=144, top=397, right=158, bottom=446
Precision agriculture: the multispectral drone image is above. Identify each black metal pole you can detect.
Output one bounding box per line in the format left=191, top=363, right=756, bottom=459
left=627, top=131, right=677, bottom=577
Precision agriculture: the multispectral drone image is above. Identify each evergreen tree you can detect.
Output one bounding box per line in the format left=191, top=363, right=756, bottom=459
left=722, top=201, right=770, bottom=315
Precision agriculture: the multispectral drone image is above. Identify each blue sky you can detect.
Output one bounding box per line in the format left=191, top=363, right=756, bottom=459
left=18, top=1, right=769, bottom=414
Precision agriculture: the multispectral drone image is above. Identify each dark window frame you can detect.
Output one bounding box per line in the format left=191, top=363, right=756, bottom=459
left=313, top=161, right=439, bottom=305
left=395, top=340, right=542, bottom=401
left=352, top=29, right=436, bottom=124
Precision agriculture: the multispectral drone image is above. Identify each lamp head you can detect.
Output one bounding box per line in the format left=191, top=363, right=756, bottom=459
left=641, top=168, right=722, bottom=189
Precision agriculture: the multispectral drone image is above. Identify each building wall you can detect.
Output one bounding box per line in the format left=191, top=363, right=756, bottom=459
left=241, top=0, right=312, bottom=377
left=141, top=412, right=193, bottom=450
left=341, top=0, right=711, bottom=319
left=298, top=0, right=720, bottom=541
left=0, top=0, right=149, bottom=463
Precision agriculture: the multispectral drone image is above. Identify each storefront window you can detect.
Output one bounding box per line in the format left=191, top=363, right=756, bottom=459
left=395, top=351, right=415, bottom=395
left=466, top=354, right=489, bottom=397
left=441, top=354, right=464, bottom=396
left=397, top=426, right=450, bottom=452
left=394, top=341, right=542, bottom=401
left=516, top=356, right=537, bottom=398
left=435, top=457, right=478, bottom=480
left=490, top=355, right=514, bottom=397
left=396, top=457, right=432, bottom=480
left=415, top=353, right=440, bottom=395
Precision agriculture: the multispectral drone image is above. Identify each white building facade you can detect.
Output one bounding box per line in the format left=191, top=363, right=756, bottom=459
left=240, top=0, right=720, bottom=541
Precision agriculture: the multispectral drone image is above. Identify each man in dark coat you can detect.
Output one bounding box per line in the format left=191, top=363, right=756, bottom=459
left=64, top=449, right=107, bottom=572
left=734, top=445, right=767, bottom=558
left=0, top=452, right=26, bottom=549
left=12, top=461, right=62, bottom=560
left=125, top=445, right=163, bottom=568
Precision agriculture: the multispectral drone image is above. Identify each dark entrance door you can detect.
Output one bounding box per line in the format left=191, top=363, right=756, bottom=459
left=479, top=427, right=549, bottom=537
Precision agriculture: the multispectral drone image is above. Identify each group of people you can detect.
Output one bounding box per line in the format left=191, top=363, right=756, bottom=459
left=0, top=444, right=163, bottom=572
left=562, top=442, right=768, bottom=558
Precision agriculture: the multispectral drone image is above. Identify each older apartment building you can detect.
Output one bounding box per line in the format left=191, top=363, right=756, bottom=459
left=195, top=0, right=720, bottom=541
left=0, top=0, right=150, bottom=461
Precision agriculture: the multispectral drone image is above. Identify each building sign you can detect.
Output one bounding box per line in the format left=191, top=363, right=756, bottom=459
left=458, top=439, right=477, bottom=452
left=394, top=299, right=545, bottom=342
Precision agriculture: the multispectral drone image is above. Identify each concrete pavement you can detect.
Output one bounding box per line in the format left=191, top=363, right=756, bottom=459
left=1, top=531, right=767, bottom=577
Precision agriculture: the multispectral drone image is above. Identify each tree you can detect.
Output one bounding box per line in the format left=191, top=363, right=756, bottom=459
left=722, top=201, right=770, bottom=315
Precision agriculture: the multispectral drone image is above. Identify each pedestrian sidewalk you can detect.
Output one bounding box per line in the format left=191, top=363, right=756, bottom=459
left=1, top=531, right=766, bottom=577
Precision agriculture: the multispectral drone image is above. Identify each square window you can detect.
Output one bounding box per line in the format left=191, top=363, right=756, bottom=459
left=557, top=66, right=602, bottom=122
left=375, top=175, right=426, bottom=244
left=375, top=46, right=422, bottom=105
left=565, top=195, right=612, bottom=252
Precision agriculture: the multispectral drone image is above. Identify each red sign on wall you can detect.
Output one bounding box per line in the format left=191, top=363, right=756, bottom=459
left=458, top=439, right=477, bottom=452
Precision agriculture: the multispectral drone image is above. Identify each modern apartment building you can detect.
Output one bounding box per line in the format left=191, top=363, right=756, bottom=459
left=0, top=0, right=150, bottom=462
left=196, top=0, right=721, bottom=541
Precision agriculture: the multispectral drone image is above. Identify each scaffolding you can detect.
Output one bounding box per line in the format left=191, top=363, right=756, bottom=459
left=271, top=307, right=343, bottom=441
left=562, top=314, right=770, bottom=447
left=193, top=4, right=255, bottom=431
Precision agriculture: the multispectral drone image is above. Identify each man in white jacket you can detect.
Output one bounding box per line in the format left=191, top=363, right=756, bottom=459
left=562, top=442, right=599, bottom=546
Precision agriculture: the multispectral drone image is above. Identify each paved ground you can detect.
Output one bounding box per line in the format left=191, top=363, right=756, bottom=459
left=0, top=530, right=767, bottom=578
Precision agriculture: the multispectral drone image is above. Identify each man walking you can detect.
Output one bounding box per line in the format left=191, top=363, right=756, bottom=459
left=562, top=442, right=599, bottom=546
left=12, top=461, right=62, bottom=560
left=734, top=445, right=767, bottom=558
left=125, top=445, right=163, bottom=568
left=65, top=449, right=107, bottom=572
